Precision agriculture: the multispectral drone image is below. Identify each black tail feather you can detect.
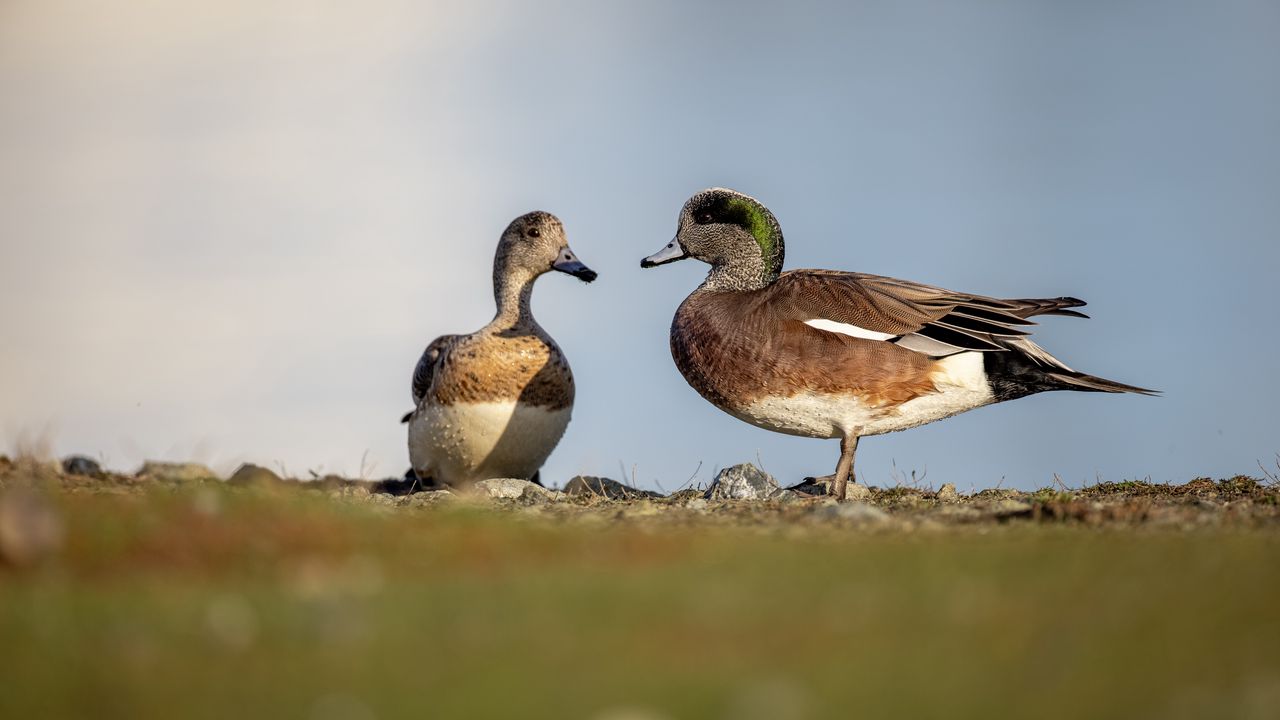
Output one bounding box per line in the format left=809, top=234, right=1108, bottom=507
left=985, top=350, right=1158, bottom=401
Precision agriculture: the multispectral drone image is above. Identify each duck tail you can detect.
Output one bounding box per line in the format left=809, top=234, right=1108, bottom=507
left=985, top=338, right=1159, bottom=400
left=1008, top=296, right=1091, bottom=320
left=1044, top=370, right=1160, bottom=396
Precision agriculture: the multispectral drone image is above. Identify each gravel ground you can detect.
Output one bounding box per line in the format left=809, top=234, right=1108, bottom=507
left=4, top=453, right=1277, bottom=537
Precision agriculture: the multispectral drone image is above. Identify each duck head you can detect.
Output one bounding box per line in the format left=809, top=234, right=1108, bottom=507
left=496, top=211, right=597, bottom=284
left=641, top=188, right=783, bottom=292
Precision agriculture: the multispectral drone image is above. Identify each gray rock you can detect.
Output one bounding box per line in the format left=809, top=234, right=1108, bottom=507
left=227, top=463, right=283, bottom=486
left=62, top=455, right=103, bottom=477
left=937, top=482, right=959, bottom=502
left=845, top=483, right=872, bottom=501
left=395, top=490, right=454, bottom=507
left=473, top=478, right=559, bottom=503
left=136, top=461, right=219, bottom=483
left=564, top=476, right=661, bottom=500
left=705, top=464, right=780, bottom=501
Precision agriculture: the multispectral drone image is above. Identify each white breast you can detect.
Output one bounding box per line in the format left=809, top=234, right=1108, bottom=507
left=408, top=401, right=572, bottom=486
left=735, top=352, right=996, bottom=439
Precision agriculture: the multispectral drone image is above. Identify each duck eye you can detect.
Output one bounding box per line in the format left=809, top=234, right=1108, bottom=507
left=697, top=212, right=713, bottom=224
left=527, top=227, right=541, bottom=238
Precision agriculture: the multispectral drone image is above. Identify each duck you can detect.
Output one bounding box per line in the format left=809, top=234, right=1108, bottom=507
left=640, top=187, right=1154, bottom=501
left=405, top=211, right=596, bottom=489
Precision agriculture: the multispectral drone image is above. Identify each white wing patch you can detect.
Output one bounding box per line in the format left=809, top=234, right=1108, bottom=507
left=803, top=318, right=895, bottom=342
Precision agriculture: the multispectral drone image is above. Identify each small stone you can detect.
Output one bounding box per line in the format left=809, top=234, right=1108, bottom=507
left=136, top=461, right=219, bottom=483
left=845, top=483, right=872, bottom=501
left=62, top=455, right=103, bottom=477
left=227, top=463, right=283, bottom=486
left=774, top=489, right=806, bottom=504
left=704, top=464, right=780, bottom=501
left=564, top=476, right=661, bottom=500
left=395, top=490, right=454, bottom=507
left=937, top=483, right=959, bottom=503
left=473, top=478, right=558, bottom=503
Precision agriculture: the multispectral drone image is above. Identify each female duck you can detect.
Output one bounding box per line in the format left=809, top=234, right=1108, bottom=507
left=407, top=211, right=596, bottom=488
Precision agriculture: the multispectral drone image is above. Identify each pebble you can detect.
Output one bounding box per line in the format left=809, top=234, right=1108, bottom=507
left=564, top=476, right=661, bottom=500
left=937, top=482, right=959, bottom=503
left=227, top=463, right=283, bottom=486
left=473, top=478, right=560, bottom=503
left=62, top=455, right=103, bottom=477
left=704, top=464, right=780, bottom=501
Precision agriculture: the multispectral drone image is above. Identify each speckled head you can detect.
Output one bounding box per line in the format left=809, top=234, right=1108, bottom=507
left=641, top=188, right=784, bottom=292
left=496, top=211, right=597, bottom=284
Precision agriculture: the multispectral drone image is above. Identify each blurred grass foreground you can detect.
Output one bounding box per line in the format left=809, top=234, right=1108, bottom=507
left=2, top=458, right=1279, bottom=719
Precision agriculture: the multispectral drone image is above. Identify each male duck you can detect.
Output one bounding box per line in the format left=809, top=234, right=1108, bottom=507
left=641, top=188, right=1154, bottom=501
left=405, top=211, right=596, bottom=488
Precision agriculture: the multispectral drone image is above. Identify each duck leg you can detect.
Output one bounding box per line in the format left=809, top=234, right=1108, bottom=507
left=830, top=434, right=859, bottom=502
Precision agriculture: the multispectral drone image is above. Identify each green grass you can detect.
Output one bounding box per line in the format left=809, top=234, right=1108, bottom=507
left=2, top=487, right=1278, bottom=719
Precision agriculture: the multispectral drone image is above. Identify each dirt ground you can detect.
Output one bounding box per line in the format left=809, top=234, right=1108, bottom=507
left=4, top=453, right=1277, bottom=532
left=3, top=454, right=1279, bottom=719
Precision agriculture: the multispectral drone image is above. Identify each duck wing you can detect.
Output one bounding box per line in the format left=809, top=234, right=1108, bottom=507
left=772, top=270, right=1088, bottom=357
left=401, top=334, right=461, bottom=423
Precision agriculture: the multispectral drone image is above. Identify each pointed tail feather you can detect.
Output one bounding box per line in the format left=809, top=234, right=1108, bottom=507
left=1046, top=370, right=1160, bottom=396
left=1009, top=296, right=1091, bottom=320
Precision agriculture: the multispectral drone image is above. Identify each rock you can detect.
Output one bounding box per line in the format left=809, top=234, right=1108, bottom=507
left=395, top=490, right=455, bottom=507
left=564, top=476, right=661, bottom=500
left=937, top=483, right=959, bottom=503
left=845, top=483, right=872, bottom=501
left=136, top=461, right=219, bottom=483
left=227, top=463, right=283, bottom=486
left=473, top=478, right=559, bottom=503
left=705, top=464, right=780, bottom=501
left=816, top=501, right=890, bottom=525
left=62, top=455, right=103, bottom=477
left=0, top=489, right=64, bottom=568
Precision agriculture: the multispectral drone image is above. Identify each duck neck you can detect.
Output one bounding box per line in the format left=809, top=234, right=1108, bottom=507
left=702, top=254, right=778, bottom=293
left=492, top=267, right=538, bottom=330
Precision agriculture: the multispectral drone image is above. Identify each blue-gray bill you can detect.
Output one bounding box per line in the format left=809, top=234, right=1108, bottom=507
left=552, top=248, right=597, bottom=282
left=640, top=239, right=688, bottom=268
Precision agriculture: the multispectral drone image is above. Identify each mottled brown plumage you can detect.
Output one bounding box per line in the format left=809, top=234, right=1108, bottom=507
left=428, top=330, right=574, bottom=410
left=671, top=282, right=938, bottom=415
left=406, top=211, right=595, bottom=487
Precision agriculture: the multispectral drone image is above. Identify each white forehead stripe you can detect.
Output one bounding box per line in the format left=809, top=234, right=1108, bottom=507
left=803, top=318, right=895, bottom=342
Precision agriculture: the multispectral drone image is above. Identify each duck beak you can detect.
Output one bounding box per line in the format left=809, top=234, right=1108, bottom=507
left=640, top=239, right=688, bottom=268
left=551, top=247, right=597, bottom=283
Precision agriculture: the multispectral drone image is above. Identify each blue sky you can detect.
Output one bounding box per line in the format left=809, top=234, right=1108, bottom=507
left=2, top=0, right=1277, bottom=491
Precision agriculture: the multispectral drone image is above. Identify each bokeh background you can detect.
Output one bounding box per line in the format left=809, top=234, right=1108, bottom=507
left=2, top=0, right=1276, bottom=491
